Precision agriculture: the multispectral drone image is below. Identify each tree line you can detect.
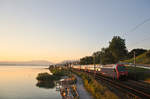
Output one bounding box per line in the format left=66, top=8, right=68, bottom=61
left=80, top=36, right=147, bottom=65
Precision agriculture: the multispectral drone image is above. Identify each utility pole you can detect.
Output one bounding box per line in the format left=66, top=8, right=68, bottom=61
left=134, top=51, right=136, bottom=80
left=100, top=54, right=101, bottom=65
left=100, top=54, right=101, bottom=71
left=80, top=64, right=81, bottom=71
left=69, top=63, right=71, bottom=76
left=93, top=55, right=96, bottom=78
left=134, top=51, right=136, bottom=65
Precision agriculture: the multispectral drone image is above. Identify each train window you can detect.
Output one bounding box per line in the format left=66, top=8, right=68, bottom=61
left=117, top=65, right=126, bottom=72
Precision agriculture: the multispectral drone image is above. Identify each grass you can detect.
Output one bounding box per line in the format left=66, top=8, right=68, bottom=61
left=49, top=67, right=69, bottom=80
left=127, top=66, right=150, bottom=81
left=73, top=70, right=119, bottom=99
left=123, top=50, right=150, bottom=82
left=124, top=50, right=150, bottom=64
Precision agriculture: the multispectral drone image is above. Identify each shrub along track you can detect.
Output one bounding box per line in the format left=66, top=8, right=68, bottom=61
left=75, top=69, right=150, bottom=99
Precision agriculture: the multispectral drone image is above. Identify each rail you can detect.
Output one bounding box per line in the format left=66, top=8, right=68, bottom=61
left=74, top=69, right=150, bottom=99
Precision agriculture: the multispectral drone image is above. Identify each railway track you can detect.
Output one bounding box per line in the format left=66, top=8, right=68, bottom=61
left=95, top=73, right=150, bottom=99
left=75, top=69, right=150, bottom=99
left=122, top=80, right=150, bottom=95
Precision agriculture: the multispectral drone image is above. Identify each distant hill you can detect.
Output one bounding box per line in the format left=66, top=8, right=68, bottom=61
left=59, top=60, right=79, bottom=64
left=124, top=50, right=150, bottom=64
left=0, top=60, right=53, bottom=66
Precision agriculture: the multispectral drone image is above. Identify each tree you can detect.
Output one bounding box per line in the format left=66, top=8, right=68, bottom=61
left=79, top=36, right=128, bottom=65
left=80, top=56, right=93, bottom=65
left=109, top=36, right=128, bottom=63
left=100, top=47, right=115, bottom=64
left=128, top=48, right=147, bottom=59
left=92, top=51, right=101, bottom=64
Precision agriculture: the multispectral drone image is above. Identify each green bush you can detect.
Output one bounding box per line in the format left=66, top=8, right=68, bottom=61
left=37, top=67, right=69, bottom=81
left=36, top=72, right=56, bottom=89
left=36, top=72, right=54, bottom=81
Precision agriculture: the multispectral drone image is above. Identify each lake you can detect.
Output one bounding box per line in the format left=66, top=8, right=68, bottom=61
left=0, top=66, right=61, bottom=99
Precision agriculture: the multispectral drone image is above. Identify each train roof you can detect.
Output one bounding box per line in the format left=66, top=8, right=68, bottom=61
left=102, top=64, right=125, bottom=69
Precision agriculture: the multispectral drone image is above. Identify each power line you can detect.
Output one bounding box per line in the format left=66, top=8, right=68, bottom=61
left=129, top=18, right=150, bottom=33
left=128, top=35, right=150, bottom=49
left=123, top=17, right=150, bottom=49
left=124, top=17, right=150, bottom=36
left=88, top=17, right=150, bottom=57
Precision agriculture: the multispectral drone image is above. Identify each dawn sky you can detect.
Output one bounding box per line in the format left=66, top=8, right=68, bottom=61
left=0, top=0, right=150, bottom=63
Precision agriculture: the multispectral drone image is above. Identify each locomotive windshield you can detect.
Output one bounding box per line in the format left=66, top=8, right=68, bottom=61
left=117, top=65, right=126, bottom=72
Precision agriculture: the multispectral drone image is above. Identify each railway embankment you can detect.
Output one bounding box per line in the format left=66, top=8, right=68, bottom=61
left=81, top=68, right=150, bottom=99
left=72, top=70, right=119, bottom=99
left=124, top=50, right=150, bottom=65
left=127, top=66, right=150, bottom=83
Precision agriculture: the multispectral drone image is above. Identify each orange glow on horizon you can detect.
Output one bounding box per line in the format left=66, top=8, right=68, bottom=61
left=0, top=54, right=81, bottom=63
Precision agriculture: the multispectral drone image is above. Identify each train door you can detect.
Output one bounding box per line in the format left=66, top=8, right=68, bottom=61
left=113, top=68, right=117, bottom=80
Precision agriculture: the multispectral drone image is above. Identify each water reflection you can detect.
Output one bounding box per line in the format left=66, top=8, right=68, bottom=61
left=0, top=66, right=61, bottom=99
left=36, top=72, right=55, bottom=89
left=36, top=80, right=55, bottom=89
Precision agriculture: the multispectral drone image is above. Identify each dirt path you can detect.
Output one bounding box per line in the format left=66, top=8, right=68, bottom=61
left=74, top=75, right=93, bottom=99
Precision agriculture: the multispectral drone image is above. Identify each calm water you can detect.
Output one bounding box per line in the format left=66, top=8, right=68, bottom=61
left=0, top=66, right=61, bottom=99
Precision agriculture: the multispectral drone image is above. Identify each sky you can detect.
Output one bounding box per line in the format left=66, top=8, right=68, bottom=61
left=0, top=0, right=150, bottom=63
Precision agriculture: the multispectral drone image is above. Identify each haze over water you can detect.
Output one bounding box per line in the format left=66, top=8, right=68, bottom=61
left=0, top=66, right=61, bottom=99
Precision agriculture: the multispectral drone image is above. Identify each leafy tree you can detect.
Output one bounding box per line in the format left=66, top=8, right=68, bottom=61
left=79, top=36, right=128, bottom=65
left=92, top=51, right=101, bottom=64
left=100, top=47, right=115, bottom=64
left=128, top=48, right=147, bottom=59
left=80, top=56, right=93, bottom=65
left=109, top=36, right=128, bottom=62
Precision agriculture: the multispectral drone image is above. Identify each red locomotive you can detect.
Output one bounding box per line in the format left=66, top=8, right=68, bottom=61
left=100, top=64, right=128, bottom=80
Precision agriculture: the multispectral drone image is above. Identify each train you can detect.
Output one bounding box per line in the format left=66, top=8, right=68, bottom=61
left=71, top=64, right=128, bottom=80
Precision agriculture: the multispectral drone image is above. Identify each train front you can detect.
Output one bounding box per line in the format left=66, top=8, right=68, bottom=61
left=116, top=64, right=128, bottom=80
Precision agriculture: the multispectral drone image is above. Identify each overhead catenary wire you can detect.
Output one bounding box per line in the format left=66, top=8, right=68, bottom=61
left=123, top=17, right=150, bottom=49
left=129, top=35, right=150, bottom=47
left=84, top=17, right=150, bottom=61
left=124, top=17, right=150, bottom=37
left=97, top=17, right=150, bottom=53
